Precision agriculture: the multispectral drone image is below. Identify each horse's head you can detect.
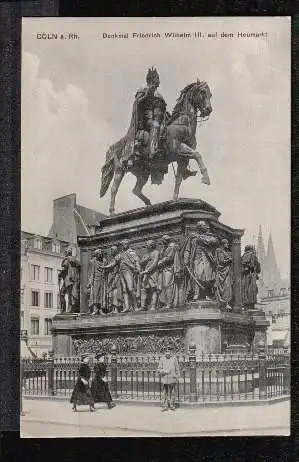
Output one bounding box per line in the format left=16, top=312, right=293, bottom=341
left=189, top=80, right=212, bottom=118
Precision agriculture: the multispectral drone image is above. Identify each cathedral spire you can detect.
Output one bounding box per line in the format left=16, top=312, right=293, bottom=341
left=264, top=230, right=281, bottom=285
left=256, top=225, right=266, bottom=268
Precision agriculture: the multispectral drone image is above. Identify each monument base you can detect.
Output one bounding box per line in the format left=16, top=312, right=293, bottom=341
left=52, top=303, right=269, bottom=356
left=52, top=199, right=269, bottom=357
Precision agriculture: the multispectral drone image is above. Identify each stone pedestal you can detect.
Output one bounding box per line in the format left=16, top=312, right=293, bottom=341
left=52, top=314, right=78, bottom=356
left=52, top=199, right=269, bottom=356
left=185, top=324, right=221, bottom=353
left=52, top=302, right=268, bottom=356
left=52, top=332, right=75, bottom=357
left=247, top=309, right=269, bottom=350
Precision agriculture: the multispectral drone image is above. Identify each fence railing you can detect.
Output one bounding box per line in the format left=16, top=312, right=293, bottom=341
left=21, top=346, right=290, bottom=404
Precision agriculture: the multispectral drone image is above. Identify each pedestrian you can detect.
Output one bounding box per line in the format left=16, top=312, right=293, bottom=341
left=70, top=355, right=95, bottom=412
left=157, top=347, right=180, bottom=411
left=91, top=353, right=116, bottom=409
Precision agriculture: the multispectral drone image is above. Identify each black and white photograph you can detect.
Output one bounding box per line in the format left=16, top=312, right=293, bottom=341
left=20, top=17, right=290, bottom=437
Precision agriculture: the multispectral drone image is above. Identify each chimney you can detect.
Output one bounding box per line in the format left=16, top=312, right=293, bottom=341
left=51, top=194, right=77, bottom=244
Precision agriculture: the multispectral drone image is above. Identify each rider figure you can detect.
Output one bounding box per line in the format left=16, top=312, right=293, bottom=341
left=126, top=67, right=167, bottom=168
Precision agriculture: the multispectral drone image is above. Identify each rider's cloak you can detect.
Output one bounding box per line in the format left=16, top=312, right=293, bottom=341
left=100, top=86, right=168, bottom=197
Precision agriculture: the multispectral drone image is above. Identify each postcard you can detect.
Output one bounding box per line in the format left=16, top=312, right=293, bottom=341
left=21, top=17, right=290, bottom=437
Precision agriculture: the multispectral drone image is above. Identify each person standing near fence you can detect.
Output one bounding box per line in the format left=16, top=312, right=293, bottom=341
left=70, top=355, right=94, bottom=412
left=158, top=347, right=180, bottom=411
left=91, top=354, right=116, bottom=409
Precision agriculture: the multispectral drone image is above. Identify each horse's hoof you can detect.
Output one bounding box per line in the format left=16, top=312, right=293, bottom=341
left=202, top=176, right=211, bottom=185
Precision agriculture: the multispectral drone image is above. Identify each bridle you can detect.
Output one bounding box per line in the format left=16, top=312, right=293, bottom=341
left=170, top=82, right=211, bottom=126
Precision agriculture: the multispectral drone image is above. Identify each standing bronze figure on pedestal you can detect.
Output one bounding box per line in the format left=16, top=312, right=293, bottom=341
left=241, top=245, right=261, bottom=310
left=58, top=248, right=81, bottom=313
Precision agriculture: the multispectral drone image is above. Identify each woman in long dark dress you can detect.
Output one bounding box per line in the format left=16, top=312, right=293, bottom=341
left=91, top=355, right=116, bottom=409
left=70, top=356, right=94, bottom=412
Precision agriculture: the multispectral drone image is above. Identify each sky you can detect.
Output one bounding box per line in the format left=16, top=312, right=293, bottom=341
left=21, top=17, right=290, bottom=278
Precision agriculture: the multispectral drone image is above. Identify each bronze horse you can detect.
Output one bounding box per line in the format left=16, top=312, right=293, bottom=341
left=100, top=80, right=213, bottom=214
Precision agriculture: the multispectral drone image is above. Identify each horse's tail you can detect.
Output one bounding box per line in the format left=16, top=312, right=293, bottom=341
left=100, top=137, right=126, bottom=198
left=100, top=157, right=115, bottom=198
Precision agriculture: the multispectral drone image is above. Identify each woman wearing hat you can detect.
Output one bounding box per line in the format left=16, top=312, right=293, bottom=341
left=70, top=355, right=95, bottom=412
left=91, top=354, right=116, bottom=409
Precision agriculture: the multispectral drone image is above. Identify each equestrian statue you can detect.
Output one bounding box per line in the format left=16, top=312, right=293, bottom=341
left=100, top=67, right=213, bottom=215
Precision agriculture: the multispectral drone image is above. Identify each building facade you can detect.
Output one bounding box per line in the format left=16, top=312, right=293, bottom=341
left=260, top=291, right=290, bottom=348
left=48, top=193, right=105, bottom=244
left=21, top=194, right=106, bottom=357
left=256, top=225, right=290, bottom=347
left=256, top=225, right=290, bottom=300
left=21, top=232, right=69, bottom=356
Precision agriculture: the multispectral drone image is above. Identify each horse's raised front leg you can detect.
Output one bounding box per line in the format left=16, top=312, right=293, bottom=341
left=173, top=160, right=186, bottom=200
left=133, top=173, right=151, bottom=207
left=180, top=143, right=211, bottom=185
left=110, top=169, right=125, bottom=215
left=194, top=151, right=210, bottom=185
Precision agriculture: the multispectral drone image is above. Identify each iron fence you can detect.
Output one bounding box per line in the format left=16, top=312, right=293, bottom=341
left=21, top=347, right=290, bottom=404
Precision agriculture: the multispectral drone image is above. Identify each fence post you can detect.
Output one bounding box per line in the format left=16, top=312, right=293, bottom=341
left=47, top=351, right=55, bottom=396
left=20, top=360, right=24, bottom=416
left=189, top=344, right=197, bottom=402
left=110, top=344, right=118, bottom=399
left=283, top=347, right=290, bottom=395
left=258, top=341, right=267, bottom=400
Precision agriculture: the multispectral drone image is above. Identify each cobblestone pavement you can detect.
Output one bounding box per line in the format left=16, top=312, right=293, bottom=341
left=21, top=398, right=290, bottom=438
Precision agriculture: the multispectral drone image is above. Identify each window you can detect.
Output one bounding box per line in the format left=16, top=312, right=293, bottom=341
left=22, top=239, right=29, bottom=252
left=21, top=312, right=24, bottom=330
left=44, top=318, right=52, bottom=335
left=31, top=290, right=39, bottom=307
left=268, top=289, right=274, bottom=298
left=280, top=288, right=287, bottom=297
left=30, top=318, right=39, bottom=335
left=44, top=292, right=53, bottom=308
left=31, top=264, right=40, bottom=281
left=44, top=267, right=53, bottom=283
left=21, top=288, right=24, bottom=305
left=57, top=293, right=60, bottom=310
left=34, top=238, right=42, bottom=250
left=52, top=241, right=60, bottom=253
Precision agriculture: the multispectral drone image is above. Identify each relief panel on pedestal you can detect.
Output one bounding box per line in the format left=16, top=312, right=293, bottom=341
left=72, top=332, right=185, bottom=355
left=79, top=219, right=244, bottom=316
